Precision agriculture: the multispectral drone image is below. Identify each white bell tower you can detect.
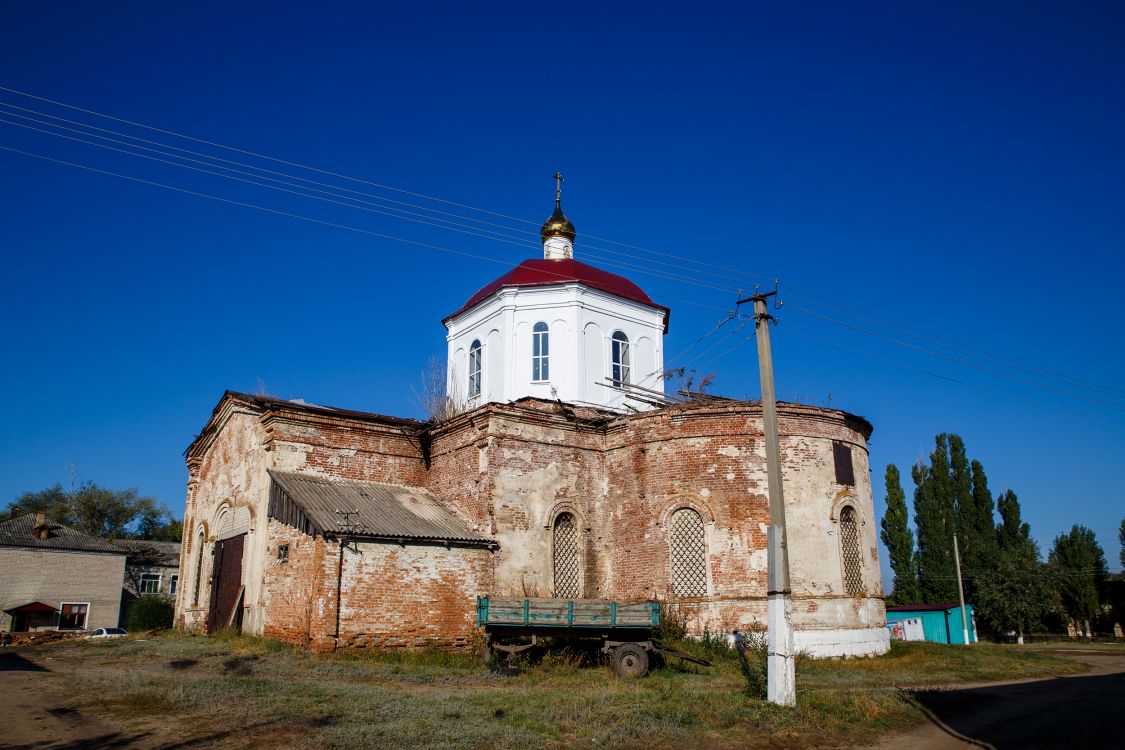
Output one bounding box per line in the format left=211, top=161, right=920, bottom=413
left=443, top=174, right=667, bottom=412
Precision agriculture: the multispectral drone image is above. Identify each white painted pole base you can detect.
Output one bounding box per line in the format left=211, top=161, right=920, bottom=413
left=767, top=591, right=796, bottom=707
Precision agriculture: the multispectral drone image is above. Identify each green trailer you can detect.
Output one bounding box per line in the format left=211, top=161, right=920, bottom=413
left=476, top=597, right=708, bottom=677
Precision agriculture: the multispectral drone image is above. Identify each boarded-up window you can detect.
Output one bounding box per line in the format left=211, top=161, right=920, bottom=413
left=833, top=443, right=855, bottom=486
left=669, top=508, right=707, bottom=597
left=552, top=513, right=580, bottom=598
left=840, top=506, right=863, bottom=596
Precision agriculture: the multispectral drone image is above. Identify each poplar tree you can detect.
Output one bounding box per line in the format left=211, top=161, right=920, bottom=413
left=1049, top=525, right=1107, bottom=637
left=969, top=460, right=1000, bottom=568
left=913, top=435, right=958, bottom=603
left=880, top=464, right=919, bottom=604
left=948, top=436, right=977, bottom=596
left=996, top=489, right=1030, bottom=551
left=1119, top=516, right=1124, bottom=570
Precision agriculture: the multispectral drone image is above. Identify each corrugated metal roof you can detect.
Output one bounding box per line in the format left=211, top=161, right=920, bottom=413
left=268, top=471, right=495, bottom=548
left=0, top=513, right=127, bottom=554
left=114, top=539, right=182, bottom=566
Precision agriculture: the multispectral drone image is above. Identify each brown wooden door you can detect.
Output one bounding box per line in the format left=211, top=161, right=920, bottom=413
left=207, top=533, right=245, bottom=633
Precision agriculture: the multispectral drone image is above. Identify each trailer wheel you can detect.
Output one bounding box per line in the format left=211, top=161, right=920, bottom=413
left=611, top=643, right=649, bottom=678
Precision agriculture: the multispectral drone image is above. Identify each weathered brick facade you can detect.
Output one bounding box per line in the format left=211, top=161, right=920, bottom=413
left=176, top=390, right=888, bottom=656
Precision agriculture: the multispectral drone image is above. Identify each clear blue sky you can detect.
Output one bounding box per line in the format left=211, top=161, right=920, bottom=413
left=2, top=2, right=1122, bottom=577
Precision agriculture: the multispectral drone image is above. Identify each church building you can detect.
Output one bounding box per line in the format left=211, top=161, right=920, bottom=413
left=174, top=186, right=890, bottom=658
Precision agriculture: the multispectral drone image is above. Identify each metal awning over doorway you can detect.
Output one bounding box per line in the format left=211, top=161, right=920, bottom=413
left=3, top=601, right=58, bottom=614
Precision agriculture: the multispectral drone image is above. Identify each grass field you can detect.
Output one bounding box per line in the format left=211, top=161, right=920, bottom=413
left=44, top=631, right=1085, bottom=750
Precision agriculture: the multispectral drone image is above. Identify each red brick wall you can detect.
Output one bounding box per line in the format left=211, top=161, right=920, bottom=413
left=260, top=518, right=493, bottom=651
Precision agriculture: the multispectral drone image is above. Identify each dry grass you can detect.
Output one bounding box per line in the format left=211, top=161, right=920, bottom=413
left=42, top=632, right=1085, bottom=750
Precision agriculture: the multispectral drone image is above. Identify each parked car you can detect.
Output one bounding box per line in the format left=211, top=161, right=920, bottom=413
left=86, top=627, right=128, bottom=639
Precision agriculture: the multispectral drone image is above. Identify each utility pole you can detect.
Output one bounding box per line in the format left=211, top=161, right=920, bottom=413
left=737, top=288, right=795, bottom=707
left=953, top=534, right=971, bottom=645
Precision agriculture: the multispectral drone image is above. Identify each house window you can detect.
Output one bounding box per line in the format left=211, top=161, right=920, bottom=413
left=611, top=331, right=630, bottom=388
left=833, top=443, right=855, bottom=486
left=468, top=339, right=482, bottom=398
left=139, top=573, right=162, bottom=595
left=277, top=544, right=289, bottom=563
left=552, top=513, right=580, bottom=599
left=59, top=603, right=89, bottom=630
left=840, top=506, right=863, bottom=596
left=532, top=322, right=549, bottom=381
left=192, top=528, right=205, bottom=607
left=669, top=508, right=707, bottom=597
left=169, top=575, right=179, bottom=596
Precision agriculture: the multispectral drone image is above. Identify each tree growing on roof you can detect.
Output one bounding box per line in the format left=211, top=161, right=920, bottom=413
left=414, top=354, right=465, bottom=423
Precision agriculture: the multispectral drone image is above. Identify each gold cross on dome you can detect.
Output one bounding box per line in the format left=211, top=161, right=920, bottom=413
left=553, top=171, right=564, bottom=206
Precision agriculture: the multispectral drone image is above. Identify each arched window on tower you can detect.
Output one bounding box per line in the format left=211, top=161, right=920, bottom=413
left=839, top=505, right=863, bottom=596
left=552, top=512, right=580, bottom=598
left=532, top=322, right=549, bottom=381
left=468, top=339, right=482, bottom=399
left=611, top=331, right=630, bottom=388
left=669, top=508, right=707, bottom=597
left=191, top=526, right=205, bottom=607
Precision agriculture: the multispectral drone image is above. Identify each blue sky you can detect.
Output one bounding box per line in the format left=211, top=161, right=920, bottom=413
left=2, top=2, right=1122, bottom=576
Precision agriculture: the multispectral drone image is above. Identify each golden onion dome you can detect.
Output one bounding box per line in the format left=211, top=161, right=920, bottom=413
left=541, top=201, right=577, bottom=243
left=541, top=172, right=576, bottom=243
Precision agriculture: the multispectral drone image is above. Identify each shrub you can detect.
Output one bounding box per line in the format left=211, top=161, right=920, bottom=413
left=127, top=595, right=174, bottom=631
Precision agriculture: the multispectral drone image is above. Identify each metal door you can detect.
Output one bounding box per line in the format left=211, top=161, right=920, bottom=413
left=207, top=533, right=245, bottom=632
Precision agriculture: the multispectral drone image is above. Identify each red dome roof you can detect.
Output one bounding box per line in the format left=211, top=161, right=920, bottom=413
left=444, top=258, right=669, bottom=329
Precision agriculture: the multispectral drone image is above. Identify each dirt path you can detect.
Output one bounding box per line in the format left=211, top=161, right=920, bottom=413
left=0, top=647, right=164, bottom=749
left=0, top=646, right=244, bottom=750
left=866, top=647, right=1125, bottom=750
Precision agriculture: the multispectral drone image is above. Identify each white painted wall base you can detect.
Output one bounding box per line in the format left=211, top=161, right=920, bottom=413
left=793, top=626, right=891, bottom=658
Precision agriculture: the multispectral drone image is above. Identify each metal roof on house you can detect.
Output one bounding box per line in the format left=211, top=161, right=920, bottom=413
left=268, top=471, right=496, bottom=548
left=0, top=513, right=126, bottom=554
left=885, top=603, right=963, bottom=612
left=114, top=539, right=182, bottom=567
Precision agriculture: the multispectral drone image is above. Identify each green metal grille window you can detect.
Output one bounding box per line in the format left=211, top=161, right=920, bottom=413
left=552, top=512, right=580, bottom=598
left=669, top=508, right=707, bottom=597
left=840, top=506, right=863, bottom=596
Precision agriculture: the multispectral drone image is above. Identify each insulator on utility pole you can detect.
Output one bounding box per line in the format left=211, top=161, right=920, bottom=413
left=738, top=288, right=795, bottom=707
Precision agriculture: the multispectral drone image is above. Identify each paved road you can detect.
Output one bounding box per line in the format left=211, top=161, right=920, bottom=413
left=868, top=648, right=1125, bottom=750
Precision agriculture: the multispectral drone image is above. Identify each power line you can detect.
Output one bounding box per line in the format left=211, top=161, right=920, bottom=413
left=0, top=101, right=763, bottom=293
left=785, top=290, right=1125, bottom=399
left=3, top=85, right=1121, bottom=410
left=0, top=114, right=742, bottom=296
left=786, top=303, right=1125, bottom=411
left=0, top=119, right=737, bottom=297
left=0, top=89, right=795, bottom=293
left=0, top=85, right=543, bottom=227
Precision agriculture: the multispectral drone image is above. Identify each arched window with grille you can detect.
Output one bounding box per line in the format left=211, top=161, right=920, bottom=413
left=552, top=512, right=580, bottom=598
left=191, top=526, right=205, bottom=606
left=839, top=505, right=863, bottom=596
left=669, top=508, right=707, bottom=597
left=611, top=331, right=630, bottom=388
left=468, top=339, right=482, bottom=398
left=532, top=322, right=549, bottom=381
